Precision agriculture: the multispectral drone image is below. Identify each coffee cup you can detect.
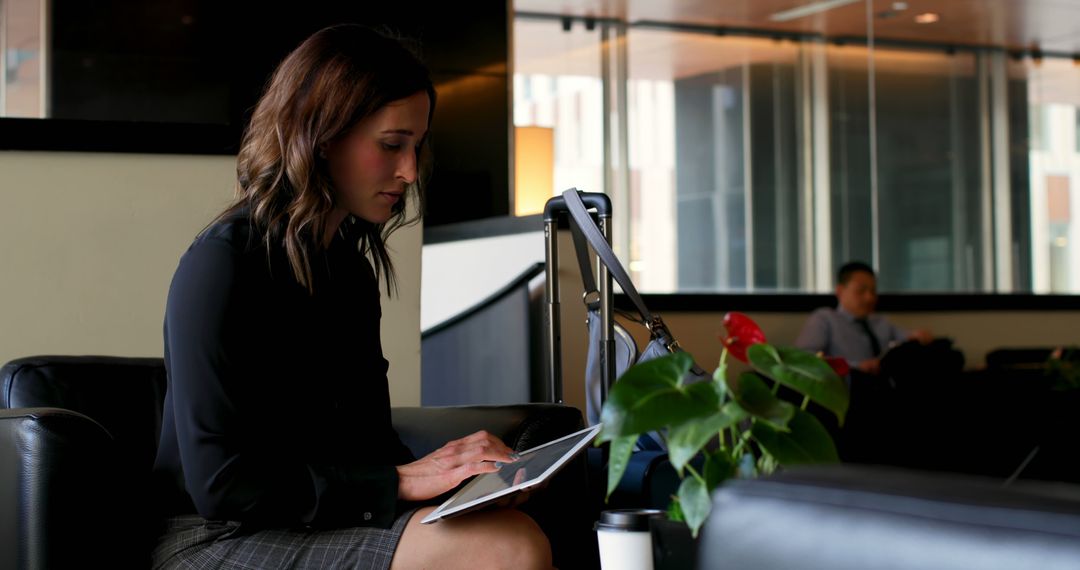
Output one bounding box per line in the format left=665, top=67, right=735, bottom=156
left=595, top=509, right=664, bottom=570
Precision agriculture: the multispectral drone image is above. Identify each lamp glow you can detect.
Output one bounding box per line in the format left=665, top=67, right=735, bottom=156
left=514, top=126, right=555, bottom=216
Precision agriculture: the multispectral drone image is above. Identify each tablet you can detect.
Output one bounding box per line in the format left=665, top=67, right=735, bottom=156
left=421, top=424, right=602, bottom=524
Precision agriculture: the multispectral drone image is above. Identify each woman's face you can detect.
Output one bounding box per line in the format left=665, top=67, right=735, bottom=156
left=324, top=91, right=430, bottom=225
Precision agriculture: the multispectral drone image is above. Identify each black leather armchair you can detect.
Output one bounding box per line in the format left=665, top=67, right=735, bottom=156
left=698, top=464, right=1080, bottom=569
left=1, top=356, right=593, bottom=570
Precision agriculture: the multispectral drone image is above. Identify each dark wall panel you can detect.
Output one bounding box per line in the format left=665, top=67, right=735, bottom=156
left=6, top=0, right=510, bottom=226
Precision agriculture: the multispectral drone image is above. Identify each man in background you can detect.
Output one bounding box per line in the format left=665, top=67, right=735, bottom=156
left=796, top=261, right=932, bottom=375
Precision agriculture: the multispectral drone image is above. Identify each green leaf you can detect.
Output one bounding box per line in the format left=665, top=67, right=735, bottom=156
left=747, top=344, right=850, bottom=424
left=667, top=403, right=746, bottom=473
left=703, top=450, right=735, bottom=492
left=598, top=353, right=719, bottom=441
left=725, top=372, right=795, bottom=429
left=666, top=496, right=685, bottom=522
left=751, top=408, right=839, bottom=465
left=678, top=476, right=711, bottom=538
left=605, top=435, right=636, bottom=501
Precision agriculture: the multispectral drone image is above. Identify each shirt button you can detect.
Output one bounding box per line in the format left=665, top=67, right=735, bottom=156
left=363, top=512, right=373, bottom=521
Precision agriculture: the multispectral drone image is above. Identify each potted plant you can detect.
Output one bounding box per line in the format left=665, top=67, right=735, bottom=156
left=597, top=312, right=851, bottom=539
left=1045, top=346, right=1080, bottom=391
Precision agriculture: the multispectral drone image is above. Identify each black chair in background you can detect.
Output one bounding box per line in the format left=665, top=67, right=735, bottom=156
left=699, top=465, right=1080, bottom=569
left=985, top=346, right=1067, bottom=373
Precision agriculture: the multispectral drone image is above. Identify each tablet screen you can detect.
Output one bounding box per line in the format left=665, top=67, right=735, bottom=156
left=422, top=424, right=601, bottom=523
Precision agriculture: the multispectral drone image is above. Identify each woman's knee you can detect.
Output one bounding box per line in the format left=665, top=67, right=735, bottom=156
left=479, top=509, right=552, bottom=569
left=397, top=508, right=552, bottom=569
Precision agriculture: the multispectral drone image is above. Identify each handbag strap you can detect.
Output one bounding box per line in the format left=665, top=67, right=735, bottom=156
left=565, top=189, right=710, bottom=380
left=562, top=189, right=653, bottom=324
left=568, top=216, right=600, bottom=311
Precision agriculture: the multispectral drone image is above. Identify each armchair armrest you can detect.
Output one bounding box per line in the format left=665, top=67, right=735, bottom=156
left=700, top=465, right=1080, bottom=570
left=391, top=403, right=585, bottom=458
left=0, top=407, right=139, bottom=569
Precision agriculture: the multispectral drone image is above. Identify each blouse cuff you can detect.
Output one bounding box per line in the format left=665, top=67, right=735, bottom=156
left=306, top=464, right=401, bottom=528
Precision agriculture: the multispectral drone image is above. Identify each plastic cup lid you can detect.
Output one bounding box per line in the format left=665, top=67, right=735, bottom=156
left=594, top=509, right=665, bottom=532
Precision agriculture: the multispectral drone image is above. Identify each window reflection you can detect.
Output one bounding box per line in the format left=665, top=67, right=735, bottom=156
left=514, top=14, right=1080, bottom=295
left=626, top=31, right=803, bottom=293
left=2, top=0, right=44, bottom=118
left=830, top=46, right=988, bottom=292
left=1028, top=58, right=1080, bottom=293
left=513, top=18, right=604, bottom=216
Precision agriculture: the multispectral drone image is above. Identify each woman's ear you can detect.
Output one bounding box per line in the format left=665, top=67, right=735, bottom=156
left=318, top=141, right=330, bottom=159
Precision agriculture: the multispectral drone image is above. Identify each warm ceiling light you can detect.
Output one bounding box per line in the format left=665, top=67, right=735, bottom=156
left=914, top=12, right=940, bottom=24
left=770, top=0, right=862, bottom=22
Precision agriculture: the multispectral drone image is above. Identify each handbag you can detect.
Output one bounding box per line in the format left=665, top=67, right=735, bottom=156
left=562, top=189, right=710, bottom=450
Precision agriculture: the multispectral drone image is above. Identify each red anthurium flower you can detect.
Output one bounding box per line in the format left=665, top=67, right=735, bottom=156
left=721, top=312, right=766, bottom=363
left=824, top=356, right=850, bottom=377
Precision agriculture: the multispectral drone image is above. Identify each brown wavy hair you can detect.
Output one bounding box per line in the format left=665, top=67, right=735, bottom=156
left=221, top=24, right=435, bottom=295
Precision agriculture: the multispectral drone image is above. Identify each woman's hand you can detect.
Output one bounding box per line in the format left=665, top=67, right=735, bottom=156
left=396, top=430, right=519, bottom=502
left=486, top=464, right=534, bottom=509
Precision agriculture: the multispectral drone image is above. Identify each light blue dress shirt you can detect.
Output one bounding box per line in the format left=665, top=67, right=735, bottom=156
left=794, top=306, right=908, bottom=368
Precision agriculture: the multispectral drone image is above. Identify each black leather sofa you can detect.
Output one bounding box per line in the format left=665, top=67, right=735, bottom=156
left=0, top=355, right=595, bottom=569
left=698, top=464, right=1080, bottom=569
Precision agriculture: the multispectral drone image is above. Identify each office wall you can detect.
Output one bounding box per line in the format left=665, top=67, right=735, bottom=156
left=12, top=1, right=511, bottom=227
left=418, top=226, right=1080, bottom=416
left=0, top=151, right=422, bottom=406
left=601, top=311, right=1080, bottom=376
left=419, top=230, right=591, bottom=409
left=421, top=231, right=544, bottom=331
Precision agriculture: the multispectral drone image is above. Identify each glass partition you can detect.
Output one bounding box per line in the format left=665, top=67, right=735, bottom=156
left=2, top=0, right=45, bottom=118
left=513, top=18, right=604, bottom=216
left=512, top=9, right=1080, bottom=295
left=626, top=30, right=803, bottom=293
left=1026, top=57, right=1080, bottom=293
left=829, top=46, right=988, bottom=292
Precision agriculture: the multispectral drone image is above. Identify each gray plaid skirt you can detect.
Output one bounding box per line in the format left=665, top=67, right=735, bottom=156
left=151, top=509, right=418, bottom=570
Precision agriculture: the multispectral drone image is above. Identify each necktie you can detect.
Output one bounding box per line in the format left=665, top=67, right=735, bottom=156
left=856, top=318, right=882, bottom=356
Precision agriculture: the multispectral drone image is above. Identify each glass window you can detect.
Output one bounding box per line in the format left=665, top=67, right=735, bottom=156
left=1076, top=107, right=1080, bottom=153
left=826, top=44, right=874, bottom=283
left=513, top=18, right=604, bottom=216
left=625, top=30, right=803, bottom=293
left=1071, top=106, right=1080, bottom=153
left=1026, top=58, right=1080, bottom=293
left=2, top=0, right=44, bottom=117
left=511, top=15, right=1080, bottom=295
left=829, top=46, right=986, bottom=292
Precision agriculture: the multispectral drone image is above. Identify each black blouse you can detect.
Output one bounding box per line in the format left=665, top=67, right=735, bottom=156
left=153, top=211, right=414, bottom=529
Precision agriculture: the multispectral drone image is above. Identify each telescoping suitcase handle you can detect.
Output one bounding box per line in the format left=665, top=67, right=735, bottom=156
left=542, top=189, right=616, bottom=405
left=561, top=189, right=654, bottom=325
left=542, top=192, right=613, bottom=222
left=556, top=189, right=710, bottom=414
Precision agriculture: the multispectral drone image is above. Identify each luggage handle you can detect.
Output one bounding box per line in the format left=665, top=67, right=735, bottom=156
left=563, top=190, right=711, bottom=386
left=561, top=189, right=653, bottom=326
left=542, top=191, right=613, bottom=222
left=543, top=189, right=615, bottom=405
